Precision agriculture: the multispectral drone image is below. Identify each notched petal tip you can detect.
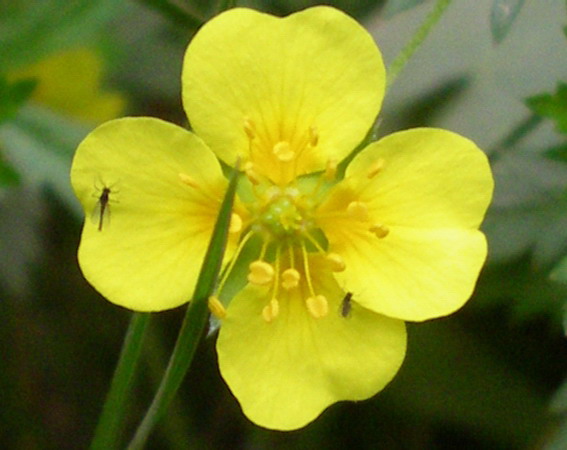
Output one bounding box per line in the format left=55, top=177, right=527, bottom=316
left=182, top=6, right=386, bottom=179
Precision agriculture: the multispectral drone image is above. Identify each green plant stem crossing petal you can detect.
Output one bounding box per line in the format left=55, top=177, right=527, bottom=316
left=127, top=162, right=240, bottom=449
left=90, top=312, right=151, bottom=450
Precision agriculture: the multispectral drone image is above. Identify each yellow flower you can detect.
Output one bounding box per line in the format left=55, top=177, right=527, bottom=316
left=9, top=48, right=125, bottom=122
left=70, top=7, right=493, bottom=430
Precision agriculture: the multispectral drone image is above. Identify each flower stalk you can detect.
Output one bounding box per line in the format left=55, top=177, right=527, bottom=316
left=387, top=0, right=453, bottom=88
left=90, top=312, right=151, bottom=450
left=127, top=162, right=240, bottom=449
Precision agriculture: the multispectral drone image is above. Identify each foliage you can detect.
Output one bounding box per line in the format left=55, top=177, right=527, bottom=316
left=1, top=0, right=567, bottom=448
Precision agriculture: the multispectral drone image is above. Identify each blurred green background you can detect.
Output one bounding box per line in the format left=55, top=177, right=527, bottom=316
left=1, top=0, right=567, bottom=448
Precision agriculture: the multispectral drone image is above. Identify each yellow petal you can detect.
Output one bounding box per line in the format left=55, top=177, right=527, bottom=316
left=10, top=48, right=125, bottom=122
left=345, top=128, right=494, bottom=229
left=182, top=6, right=385, bottom=185
left=217, top=256, right=406, bottom=430
left=328, top=222, right=487, bottom=321
left=71, top=117, right=230, bottom=311
left=317, top=128, right=493, bottom=321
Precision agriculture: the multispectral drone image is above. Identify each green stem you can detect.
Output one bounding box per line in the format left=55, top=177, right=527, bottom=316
left=387, top=0, right=453, bottom=89
left=127, top=164, right=240, bottom=449
left=138, top=0, right=204, bottom=29
left=90, top=312, right=151, bottom=450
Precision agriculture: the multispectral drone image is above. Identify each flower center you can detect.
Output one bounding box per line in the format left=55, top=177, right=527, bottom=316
left=253, top=186, right=318, bottom=245
left=206, top=119, right=391, bottom=323
left=211, top=166, right=346, bottom=323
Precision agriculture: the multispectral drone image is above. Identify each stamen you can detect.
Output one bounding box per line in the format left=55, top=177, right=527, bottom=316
left=288, top=245, right=296, bottom=269
left=300, top=243, right=317, bottom=298
left=281, top=268, right=300, bottom=290
left=243, top=117, right=256, bottom=140
left=369, top=223, right=390, bottom=238
left=306, top=295, right=329, bottom=319
left=178, top=173, right=199, bottom=188
left=272, top=246, right=282, bottom=297
left=229, top=213, right=243, bottom=234
left=262, top=298, right=280, bottom=323
left=326, top=252, right=346, bottom=272
left=367, top=158, right=385, bottom=179
left=273, top=141, right=295, bottom=162
left=244, top=161, right=261, bottom=185
left=208, top=296, right=227, bottom=319
left=324, top=159, right=338, bottom=181
left=347, top=201, right=369, bottom=222
left=248, top=260, right=274, bottom=285
left=309, top=126, right=319, bottom=147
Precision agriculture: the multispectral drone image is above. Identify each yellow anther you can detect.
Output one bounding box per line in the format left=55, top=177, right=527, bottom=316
left=369, top=223, right=390, bottom=238
left=309, top=126, right=319, bottom=147
left=262, top=298, right=280, bottom=323
left=243, top=117, right=256, bottom=140
left=248, top=260, right=274, bottom=285
left=208, top=296, right=227, bottom=319
left=178, top=172, right=199, bottom=188
left=281, top=268, right=300, bottom=290
left=367, top=158, right=385, bottom=179
left=229, top=213, right=243, bottom=234
left=324, top=159, right=338, bottom=180
left=326, top=252, right=346, bottom=272
left=244, top=161, right=261, bottom=185
left=306, top=295, right=329, bottom=319
left=347, top=201, right=369, bottom=222
left=273, top=141, right=295, bottom=162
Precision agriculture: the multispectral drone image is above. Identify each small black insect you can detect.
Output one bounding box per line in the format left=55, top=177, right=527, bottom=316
left=340, top=292, right=353, bottom=318
left=91, top=183, right=117, bottom=231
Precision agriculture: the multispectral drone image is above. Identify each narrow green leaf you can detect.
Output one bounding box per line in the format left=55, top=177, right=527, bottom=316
left=490, top=0, right=526, bottom=44
left=90, top=313, right=151, bottom=450
left=127, top=162, right=240, bottom=449
left=383, top=0, right=428, bottom=19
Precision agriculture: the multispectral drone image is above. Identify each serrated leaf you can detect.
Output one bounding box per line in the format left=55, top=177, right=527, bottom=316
left=490, top=0, right=526, bottom=44
left=382, top=0, right=428, bottom=18
left=527, top=83, right=567, bottom=135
